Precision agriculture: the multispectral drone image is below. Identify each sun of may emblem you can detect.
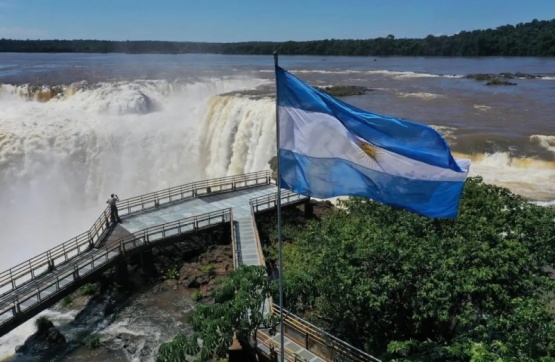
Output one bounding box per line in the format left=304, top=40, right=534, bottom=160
left=356, top=139, right=379, bottom=161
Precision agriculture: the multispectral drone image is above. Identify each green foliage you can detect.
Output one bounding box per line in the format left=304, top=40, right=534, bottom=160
left=199, top=264, right=216, bottom=273
left=80, top=283, right=99, bottom=296
left=88, top=335, right=101, bottom=349
left=158, top=333, right=199, bottom=362
left=191, top=290, right=203, bottom=301
left=1, top=19, right=554, bottom=56
left=158, top=265, right=277, bottom=362
left=164, top=266, right=179, bottom=280
left=34, top=316, right=52, bottom=333
left=61, top=295, right=73, bottom=307
left=267, top=177, right=555, bottom=361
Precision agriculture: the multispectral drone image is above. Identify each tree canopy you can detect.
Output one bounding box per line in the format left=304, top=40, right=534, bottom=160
left=1, top=19, right=554, bottom=56
left=157, top=265, right=276, bottom=362
left=259, top=177, right=555, bottom=361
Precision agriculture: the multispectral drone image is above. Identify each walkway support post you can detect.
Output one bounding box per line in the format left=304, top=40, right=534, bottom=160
left=273, top=50, right=285, bottom=362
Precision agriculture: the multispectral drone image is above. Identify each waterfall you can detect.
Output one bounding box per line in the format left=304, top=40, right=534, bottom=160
left=0, top=77, right=274, bottom=267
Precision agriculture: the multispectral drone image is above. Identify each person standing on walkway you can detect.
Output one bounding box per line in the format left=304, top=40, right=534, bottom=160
left=106, top=194, right=122, bottom=223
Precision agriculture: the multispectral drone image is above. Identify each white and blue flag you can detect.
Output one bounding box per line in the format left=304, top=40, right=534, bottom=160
left=275, top=66, right=470, bottom=218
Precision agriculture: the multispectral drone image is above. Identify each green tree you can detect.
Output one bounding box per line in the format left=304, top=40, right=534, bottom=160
left=263, top=177, right=555, bottom=361
left=157, top=265, right=277, bottom=362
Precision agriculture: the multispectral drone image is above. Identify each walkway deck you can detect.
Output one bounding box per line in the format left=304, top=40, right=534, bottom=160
left=121, top=185, right=277, bottom=266
left=0, top=171, right=378, bottom=361
left=0, top=171, right=308, bottom=337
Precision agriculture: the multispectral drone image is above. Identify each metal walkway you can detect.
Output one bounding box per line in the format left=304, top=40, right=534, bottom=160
left=0, top=170, right=378, bottom=361
left=0, top=171, right=306, bottom=336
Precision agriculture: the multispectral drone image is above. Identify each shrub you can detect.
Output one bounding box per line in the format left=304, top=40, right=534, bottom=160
left=80, top=283, right=99, bottom=296
left=61, top=295, right=73, bottom=307
left=164, top=266, right=179, bottom=280
left=199, top=264, right=216, bottom=273
left=191, top=290, right=203, bottom=301
left=35, top=316, right=52, bottom=333
left=88, top=335, right=101, bottom=349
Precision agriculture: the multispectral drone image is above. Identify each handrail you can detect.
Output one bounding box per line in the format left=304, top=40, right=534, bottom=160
left=0, top=170, right=271, bottom=298
left=251, top=206, right=267, bottom=268
left=117, top=170, right=271, bottom=217
left=0, top=207, right=112, bottom=297
left=271, top=304, right=380, bottom=362
left=258, top=329, right=311, bottom=362
left=248, top=190, right=377, bottom=361
left=230, top=212, right=238, bottom=270
left=0, top=209, right=231, bottom=327
left=249, top=189, right=308, bottom=214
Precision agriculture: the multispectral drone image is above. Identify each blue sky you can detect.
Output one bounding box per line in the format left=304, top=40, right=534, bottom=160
left=0, top=0, right=553, bottom=42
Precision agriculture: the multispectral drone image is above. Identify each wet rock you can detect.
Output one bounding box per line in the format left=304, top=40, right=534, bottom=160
left=465, top=72, right=543, bottom=81
left=316, top=85, right=371, bottom=97
left=15, top=318, right=66, bottom=356
left=179, top=245, right=233, bottom=292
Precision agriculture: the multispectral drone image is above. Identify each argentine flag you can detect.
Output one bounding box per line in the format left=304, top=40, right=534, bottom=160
left=275, top=66, right=470, bottom=218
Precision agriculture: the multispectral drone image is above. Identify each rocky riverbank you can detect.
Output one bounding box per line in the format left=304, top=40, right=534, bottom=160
left=465, top=72, right=555, bottom=85
left=6, top=235, right=234, bottom=362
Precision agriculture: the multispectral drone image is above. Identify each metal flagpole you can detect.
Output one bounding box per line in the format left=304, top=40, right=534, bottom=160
left=273, top=50, right=285, bottom=362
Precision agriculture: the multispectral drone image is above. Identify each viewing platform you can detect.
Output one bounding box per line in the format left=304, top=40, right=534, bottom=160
left=0, top=170, right=379, bottom=361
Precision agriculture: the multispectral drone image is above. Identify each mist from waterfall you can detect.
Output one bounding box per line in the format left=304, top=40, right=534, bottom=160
left=0, top=77, right=274, bottom=267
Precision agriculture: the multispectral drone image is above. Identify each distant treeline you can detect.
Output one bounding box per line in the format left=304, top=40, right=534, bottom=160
left=1, top=18, right=554, bottom=56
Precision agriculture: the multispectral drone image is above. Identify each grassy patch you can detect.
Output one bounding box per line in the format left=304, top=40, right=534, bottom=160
left=164, top=266, right=179, bottom=280
left=199, top=264, right=216, bottom=273
left=191, top=290, right=203, bottom=301
left=61, top=295, right=73, bottom=307
left=80, top=283, right=99, bottom=296
left=88, top=335, right=101, bottom=349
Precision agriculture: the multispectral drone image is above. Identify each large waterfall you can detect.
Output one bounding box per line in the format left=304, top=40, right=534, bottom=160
left=0, top=77, right=274, bottom=267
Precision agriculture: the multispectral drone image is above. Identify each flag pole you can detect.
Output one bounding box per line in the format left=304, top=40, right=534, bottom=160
left=273, top=50, right=285, bottom=362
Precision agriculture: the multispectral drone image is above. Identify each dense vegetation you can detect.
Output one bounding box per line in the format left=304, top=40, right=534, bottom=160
left=258, top=177, right=555, bottom=361
left=158, top=176, right=555, bottom=361
left=1, top=19, right=554, bottom=56
left=157, top=266, right=276, bottom=362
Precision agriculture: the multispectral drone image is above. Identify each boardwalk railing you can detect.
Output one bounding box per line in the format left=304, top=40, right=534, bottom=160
left=249, top=189, right=308, bottom=214
left=271, top=304, right=380, bottom=362
left=258, top=328, right=311, bottom=362
left=118, top=170, right=271, bottom=217
left=0, top=171, right=271, bottom=298
left=230, top=212, right=239, bottom=270
left=251, top=205, right=268, bottom=268
left=0, top=209, right=231, bottom=334
left=0, top=207, right=112, bottom=298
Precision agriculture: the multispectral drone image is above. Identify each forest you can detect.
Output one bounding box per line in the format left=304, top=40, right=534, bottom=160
left=1, top=18, right=554, bottom=56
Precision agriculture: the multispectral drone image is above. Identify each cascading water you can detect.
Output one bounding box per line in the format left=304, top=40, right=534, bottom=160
left=0, top=77, right=272, bottom=268
left=199, top=95, right=276, bottom=178
left=1, top=59, right=555, bottom=359
left=0, top=76, right=278, bottom=360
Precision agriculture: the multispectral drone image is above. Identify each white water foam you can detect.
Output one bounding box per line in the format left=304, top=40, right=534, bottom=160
left=454, top=151, right=555, bottom=202
left=259, top=69, right=463, bottom=79
left=430, top=125, right=457, bottom=143
left=473, top=104, right=492, bottom=112
left=398, top=92, right=445, bottom=100
left=530, top=134, right=555, bottom=155
left=0, top=77, right=269, bottom=268
left=0, top=309, right=77, bottom=360
left=199, top=95, right=275, bottom=178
